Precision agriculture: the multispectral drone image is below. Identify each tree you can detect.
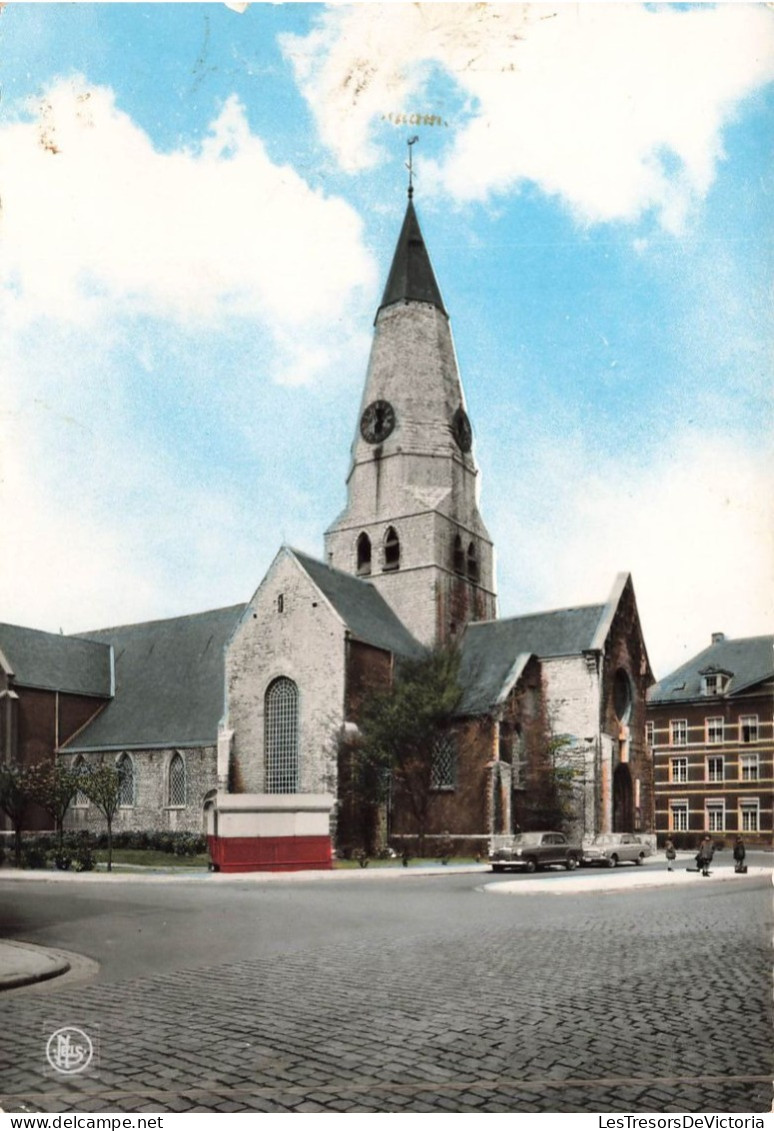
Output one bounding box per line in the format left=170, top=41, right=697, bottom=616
left=25, top=761, right=84, bottom=854
left=0, top=764, right=35, bottom=867
left=523, top=732, right=587, bottom=833
left=80, top=762, right=122, bottom=871
left=355, top=646, right=462, bottom=857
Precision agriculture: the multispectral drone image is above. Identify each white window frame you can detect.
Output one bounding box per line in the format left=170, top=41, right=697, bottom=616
left=670, top=756, right=688, bottom=784
left=705, top=717, right=724, bottom=744
left=167, top=752, right=186, bottom=809
left=670, top=800, right=689, bottom=832
left=670, top=719, right=687, bottom=746
left=645, top=721, right=654, bottom=748
left=265, top=676, right=300, bottom=794
left=116, top=752, right=135, bottom=808
left=705, top=754, right=724, bottom=783
left=705, top=799, right=725, bottom=833
left=739, top=715, right=759, bottom=743
left=739, top=752, right=759, bottom=782
left=739, top=798, right=760, bottom=833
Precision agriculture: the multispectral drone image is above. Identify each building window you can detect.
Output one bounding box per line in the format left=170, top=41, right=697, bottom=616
left=430, top=735, right=456, bottom=791
left=705, top=800, right=725, bottom=833
left=72, top=756, right=89, bottom=808
left=670, top=719, right=687, bottom=746
left=466, top=542, right=479, bottom=583
left=740, top=798, right=759, bottom=833
left=706, top=717, right=724, bottom=744
left=265, top=677, right=299, bottom=793
left=739, top=715, right=759, bottom=743
left=739, top=753, right=759, bottom=782
left=168, top=753, right=186, bottom=808
left=383, top=527, right=400, bottom=571
left=645, top=721, right=654, bottom=748
left=670, top=800, right=688, bottom=832
left=453, top=534, right=465, bottom=575
left=277, top=593, right=284, bottom=614
left=670, top=757, right=688, bottom=783
left=116, top=753, right=135, bottom=808
left=356, top=533, right=372, bottom=576
left=706, top=755, right=724, bottom=783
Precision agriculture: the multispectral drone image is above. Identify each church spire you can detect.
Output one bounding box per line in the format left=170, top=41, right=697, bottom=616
left=377, top=148, right=446, bottom=318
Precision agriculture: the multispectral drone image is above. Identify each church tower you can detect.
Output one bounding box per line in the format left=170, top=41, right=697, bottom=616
left=324, top=187, right=497, bottom=648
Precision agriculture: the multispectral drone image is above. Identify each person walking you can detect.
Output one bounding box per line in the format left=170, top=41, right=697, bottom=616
left=665, top=838, right=677, bottom=871
left=733, top=834, right=747, bottom=874
left=697, top=835, right=714, bottom=876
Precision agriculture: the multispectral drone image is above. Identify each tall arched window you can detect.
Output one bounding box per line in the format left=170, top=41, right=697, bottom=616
left=73, top=756, right=89, bottom=808
left=452, top=534, right=465, bottom=574
left=384, top=527, right=400, bottom=571
left=467, top=541, right=479, bottom=583
left=168, top=752, right=186, bottom=807
left=356, top=532, right=372, bottom=576
left=265, top=677, right=299, bottom=793
left=116, top=752, right=135, bottom=807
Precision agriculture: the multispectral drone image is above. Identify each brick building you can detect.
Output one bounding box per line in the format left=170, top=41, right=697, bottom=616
left=1, top=186, right=654, bottom=855
left=648, top=633, right=773, bottom=848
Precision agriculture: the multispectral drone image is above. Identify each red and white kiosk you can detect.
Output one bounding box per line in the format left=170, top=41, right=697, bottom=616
left=204, top=793, right=335, bottom=873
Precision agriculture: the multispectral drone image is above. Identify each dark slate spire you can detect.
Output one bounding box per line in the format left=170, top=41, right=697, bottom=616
left=377, top=198, right=447, bottom=318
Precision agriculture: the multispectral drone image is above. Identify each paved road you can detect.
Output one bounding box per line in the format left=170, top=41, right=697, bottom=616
left=1, top=868, right=771, bottom=1113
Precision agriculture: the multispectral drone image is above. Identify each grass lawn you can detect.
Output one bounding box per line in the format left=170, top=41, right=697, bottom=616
left=94, top=848, right=210, bottom=869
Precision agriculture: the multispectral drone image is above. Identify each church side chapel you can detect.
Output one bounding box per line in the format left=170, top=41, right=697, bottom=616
left=0, top=173, right=654, bottom=868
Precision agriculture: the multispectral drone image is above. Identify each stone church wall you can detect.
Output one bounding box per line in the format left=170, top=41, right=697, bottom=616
left=64, top=746, right=217, bottom=834
left=226, top=552, right=345, bottom=796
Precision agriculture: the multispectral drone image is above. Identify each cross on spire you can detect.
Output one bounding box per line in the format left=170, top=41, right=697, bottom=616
left=406, top=135, right=418, bottom=199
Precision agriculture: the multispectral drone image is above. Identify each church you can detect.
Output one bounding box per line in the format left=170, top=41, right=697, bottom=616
left=0, top=185, right=654, bottom=866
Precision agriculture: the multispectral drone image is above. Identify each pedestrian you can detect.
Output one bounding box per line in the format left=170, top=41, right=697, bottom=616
left=696, top=835, right=714, bottom=876
left=733, top=834, right=747, bottom=874
left=665, top=837, right=676, bottom=871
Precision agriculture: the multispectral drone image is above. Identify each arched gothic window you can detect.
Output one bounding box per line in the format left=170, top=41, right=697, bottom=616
left=168, top=752, right=186, bottom=807
left=265, top=677, right=299, bottom=793
left=356, top=533, right=372, bottom=576
left=73, top=756, right=89, bottom=807
left=430, top=735, right=457, bottom=791
left=467, top=542, right=479, bottom=583
left=453, top=534, right=465, bottom=574
left=116, top=752, right=135, bottom=807
left=384, top=527, right=400, bottom=571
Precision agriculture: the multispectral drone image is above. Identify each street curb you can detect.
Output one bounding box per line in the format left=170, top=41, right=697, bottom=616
left=0, top=941, right=71, bottom=992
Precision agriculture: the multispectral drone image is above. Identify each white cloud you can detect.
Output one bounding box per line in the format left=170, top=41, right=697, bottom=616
left=490, top=429, right=774, bottom=678
left=0, top=77, right=376, bottom=374
left=284, top=3, right=774, bottom=231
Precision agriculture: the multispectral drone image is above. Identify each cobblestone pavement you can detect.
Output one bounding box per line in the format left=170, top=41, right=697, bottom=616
left=1, top=875, right=771, bottom=1113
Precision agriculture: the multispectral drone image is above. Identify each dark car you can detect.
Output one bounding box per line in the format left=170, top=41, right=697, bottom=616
left=488, top=831, right=581, bottom=873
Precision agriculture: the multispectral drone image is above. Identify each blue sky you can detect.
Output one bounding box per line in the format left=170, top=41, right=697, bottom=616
left=1, top=2, right=772, bottom=677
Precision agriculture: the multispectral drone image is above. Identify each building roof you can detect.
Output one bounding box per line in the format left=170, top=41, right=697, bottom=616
left=292, top=550, right=424, bottom=660
left=63, top=604, right=246, bottom=751
left=648, top=634, right=774, bottom=703
left=458, top=604, right=606, bottom=715
left=0, top=622, right=112, bottom=697
left=377, top=198, right=447, bottom=318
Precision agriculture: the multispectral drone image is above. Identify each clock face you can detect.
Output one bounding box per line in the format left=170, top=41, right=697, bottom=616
left=360, top=399, right=396, bottom=444
left=452, top=407, right=472, bottom=453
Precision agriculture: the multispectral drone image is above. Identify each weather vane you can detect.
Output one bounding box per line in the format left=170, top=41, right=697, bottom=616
left=406, top=135, right=419, bottom=199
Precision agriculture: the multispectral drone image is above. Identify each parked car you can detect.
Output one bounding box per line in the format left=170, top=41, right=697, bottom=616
left=489, top=831, right=581, bottom=873
left=581, top=832, right=652, bottom=868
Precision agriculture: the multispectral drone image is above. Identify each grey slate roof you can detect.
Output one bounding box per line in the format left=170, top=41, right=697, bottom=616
left=64, top=604, right=246, bottom=751
left=0, top=622, right=112, bottom=697
left=377, top=199, right=447, bottom=318
left=292, top=550, right=424, bottom=660
left=648, top=635, right=774, bottom=703
left=458, top=605, right=606, bottom=715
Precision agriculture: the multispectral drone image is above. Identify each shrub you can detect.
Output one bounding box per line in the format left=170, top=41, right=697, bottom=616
left=73, top=844, right=97, bottom=872
left=52, top=851, right=73, bottom=871
left=21, top=845, right=49, bottom=869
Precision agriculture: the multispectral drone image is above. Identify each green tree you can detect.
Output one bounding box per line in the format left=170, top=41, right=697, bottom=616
left=80, top=762, right=122, bottom=871
left=356, top=646, right=462, bottom=857
left=0, top=764, right=35, bottom=867
left=524, top=733, right=586, bottom=833
left=25, top=761, right=84, bottom=854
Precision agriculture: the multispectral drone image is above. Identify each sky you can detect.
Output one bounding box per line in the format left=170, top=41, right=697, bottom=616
left=0, top=1, right=772, bottom=679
